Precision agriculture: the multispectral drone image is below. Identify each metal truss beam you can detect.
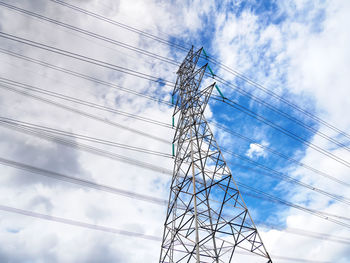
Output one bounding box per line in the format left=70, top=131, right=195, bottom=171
left=160, top=47, right=272, bottom=263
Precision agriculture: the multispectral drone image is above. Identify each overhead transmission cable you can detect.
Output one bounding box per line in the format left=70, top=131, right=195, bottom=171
left=205, top=61, right=350, bottom=154
left=48, top=0, right=350, bottom=142
left=0, top=48, right=172, bottom=106
left=48, top=0, right=192, bottom=53
left=1, top=156, right=349, bottom=246
left=1, top=1, right=348, bottom=255
left=0, top=119, right=173, bottom=175
left=237, top=182, right=350, bottom=224
left=3, top=0, right=349, bottom=157
left=0, top=77, right=171, bottom=129
left=212, top=75, right=350, bottom=153
left=1, top=74, right=349, bottom=206
left=2, top=1, right=349, bottom=154
left=0, top=1, right=180, bottom=67
left=0, top=31, right=175, bottom=87
left=207, top=56, right=350, bottom=142
left=0, top=153, right=349, bottom=227
left=0, top=204, right=162, bottom=241
left=1, top=32, right=349, bottom=169
left=0, top=204, right=334, bottom=263
left=210, top=121, right=349, bottom=187
left=2, top=72, right=349, bottom=202
left=1, top=19, right=348, bottom=218
left=0, top=49, right=347, bottom=188
left=1, top=116, right=348, bottom=207
left=2, top=31, right=349, bottom=170
left=212, top=95, right=350, bottom=169
left=0, top=117, right=171, bottom=158
left=1, top=31, right=349, bottom=166
left=220, top=146, right=350, bottom=205
left=11, top=0, right=346, bottom=153
left=0, top=82, right=170, bottom=144
left=1, top=119, right=350, bottom=229
left=0, top=157, right=167, bottom=205
left=198, top=175, right=350, bottom=225
left=2, top=69, right=349, bottom=206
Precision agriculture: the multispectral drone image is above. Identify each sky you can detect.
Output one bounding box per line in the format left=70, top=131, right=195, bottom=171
left=0, top=0, right=349, bottom=262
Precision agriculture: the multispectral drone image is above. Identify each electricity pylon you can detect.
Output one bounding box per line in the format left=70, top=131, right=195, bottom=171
left=159, top=47, right=272, bottom=263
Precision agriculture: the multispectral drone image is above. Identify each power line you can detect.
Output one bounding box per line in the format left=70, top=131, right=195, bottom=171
left=1, top=49, right=348, bottom=192
left=6, top=0, right=335, bottom=158
left=2, top=33, right=347, bottom=171
left=0, top=77, right=171, bottom=129
left=1, top=156, right=349, bottom=246
left=3, top=118, right=350, bottom=229
left=2, top=117, right=350, bottom=227
left=212, top=95, right=350, bottom=169
left=0, top=1, right=180, bottom=67
left=0, top=204, right=333, bottom=263
left=0, top=119, right=173, bottom=175
left=48, top=0, right=350, bottom=143
left=0, top=9, right=348, bottom=244
left=0, top=117, right=171, bottom=158
left=3, top=55, right=350, bottom=186
left=210, top=121, right=350, bottom=187
left=213, top=75, right=350, bottom=153
left=231, top=161, right=350, bottom=207
left=2, top=79, right=349, bottom=224
left=220, top=147, right=350, bottom=206
left=0, top=83, right=171, bottom=144
left=192, top=136, right=350, bottom=224
left=199, top=127, right=350, bottom=206
left=190, top=169, right=350, bottom=226
left=4, top=0, right=348, bottom=155
left=0, top=204, right=162, bottom=241
left=0, top=157, right=167, bottom=205
left=0, top=31, right=175, bottom=87
left=207, top=56, right=350, bottom=142
left=4, top=113, right=348, bottom=208
left=238, top=183, right=350, bottom=223
left=2, top=116, right=348, bottom=208
left=0, top=2, right=348, bottom=260
left=3, top=1, right=348, bottom=154
left=1, top=32, right=348, bottom=165
left=0, top=48, right=172, bottom=106
left=48, top=0, right=192, bottom=53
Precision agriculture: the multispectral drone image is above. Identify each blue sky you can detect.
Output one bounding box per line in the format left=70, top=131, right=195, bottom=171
left=0, top=0, right=349, bottom=262
left=166, top=0, right=323, bottom=224
left=166, top=0, right=350, bottom=259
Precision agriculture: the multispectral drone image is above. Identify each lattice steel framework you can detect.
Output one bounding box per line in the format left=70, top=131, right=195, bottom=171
left=159, top=47, right=272, bottom=263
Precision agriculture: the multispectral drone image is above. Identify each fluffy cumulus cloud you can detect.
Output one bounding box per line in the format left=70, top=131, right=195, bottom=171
left=212, top=0, right=350, bottom=262
left=246, top=141, right=269, bottom=158
left=0, top=0, right=349, bottom=262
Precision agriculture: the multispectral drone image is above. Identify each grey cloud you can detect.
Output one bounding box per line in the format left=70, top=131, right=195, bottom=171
left=80, top=237, right=124, bottom=263
left=28, top=195, right=54, bottom=213
left=0, top=233, right=59, bottom=263
left=85, top=203, right=109, bottom=222
left=0, top=128, right=91, bottom=188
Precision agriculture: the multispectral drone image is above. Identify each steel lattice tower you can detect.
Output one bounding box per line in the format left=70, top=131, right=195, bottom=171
left=159, top=47, right=272, bottom=263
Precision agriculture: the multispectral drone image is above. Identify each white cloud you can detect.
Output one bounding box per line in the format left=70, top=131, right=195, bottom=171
left=0, top=0, right=183, bottom=261
left=1, top=0, right=350, bottom=262
left=213, top=0, right=350, bottom=262
left=245, top=140, right=269, bottom=158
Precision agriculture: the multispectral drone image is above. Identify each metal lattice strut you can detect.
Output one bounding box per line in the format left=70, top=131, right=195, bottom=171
left=159, top=47, right=272, bottom=263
